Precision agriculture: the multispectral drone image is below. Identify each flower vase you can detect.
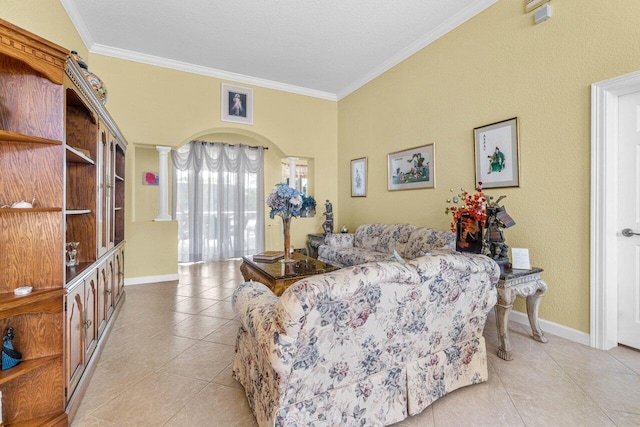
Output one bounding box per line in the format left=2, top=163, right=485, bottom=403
left=456, top=215, right=483, bottom=253
left=282, top=217, right=295, bottom=262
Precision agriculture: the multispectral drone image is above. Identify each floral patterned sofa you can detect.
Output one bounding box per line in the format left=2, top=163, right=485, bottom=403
left=232, top=252, right=499, bottom=426
left=318, top=223, right=455, bottom=268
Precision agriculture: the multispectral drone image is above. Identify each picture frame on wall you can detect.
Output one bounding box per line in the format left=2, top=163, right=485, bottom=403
left=221, top=83, right=253, bottom=125
left=474, top=117, right=520, bottom=189
left=351, top=157, right=367, bottom=197
left=387, top=143, right=435, bottom=191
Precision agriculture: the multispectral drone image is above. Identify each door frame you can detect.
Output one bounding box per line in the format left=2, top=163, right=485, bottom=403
left=590, top=70, right=640, bottom=350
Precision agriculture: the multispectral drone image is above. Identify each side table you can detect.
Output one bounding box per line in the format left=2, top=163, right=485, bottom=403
left=495, top=267, right=548, bottom=361
left=306, top=233, right=325, bottom=259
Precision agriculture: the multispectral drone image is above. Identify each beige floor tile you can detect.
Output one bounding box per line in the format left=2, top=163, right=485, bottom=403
left=608, top=345, right=640, bottom=375
left=564, top=365, right=640, bottom=414
left=107, top=332, right=199, bottom=369
left=160, top=341, right=235, bottom=381
left=170, top=314, right=231, bottom=340
left=203, top=319, right=241, bottom=346
left=508, top=391, right=615, bottom=427
left=543, top=339, right=634, bottom=374
left=175, top=284, right=213, bottom=297
left=90, top=372, right=208, bottom=425
left=197, top=287, right=237, bottom=300
left=71, top=260, right=640, bottom=427
left=431, top=362, right=524, bottom=427
left=73, top=358, right=154, bottom=420
left=603, top=409, right=640, bottom=426
left=173, top=297, right=218, bottom=314
left=390, top=405, right=435, bottom=427
left=198, top=300, right=238, bottom=319
left=71, top=415, right=118, bottom=426
left=213, top=362, right=244, bottom=390
left=165, top=383, right=257, bottom=426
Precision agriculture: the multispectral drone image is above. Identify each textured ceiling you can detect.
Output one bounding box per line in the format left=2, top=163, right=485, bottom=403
left=61, top=0, right=496, bottom=99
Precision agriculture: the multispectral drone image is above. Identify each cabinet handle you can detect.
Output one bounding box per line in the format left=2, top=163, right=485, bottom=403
left=83, top=319, right=92, bottom=329
left=105, top=289, right=112, bottom=294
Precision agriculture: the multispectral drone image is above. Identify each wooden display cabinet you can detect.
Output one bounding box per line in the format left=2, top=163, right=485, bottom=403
left=0, top=18, right=128, bottom=425
left=0, top=18, right=69, bottom=427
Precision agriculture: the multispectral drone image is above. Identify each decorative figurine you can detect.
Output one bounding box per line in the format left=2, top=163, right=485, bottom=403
left=322, top=200, right=334, bottom=235
left=2, top=327, right=22, bottom=370
left=482, top=195, right=515, bottom=273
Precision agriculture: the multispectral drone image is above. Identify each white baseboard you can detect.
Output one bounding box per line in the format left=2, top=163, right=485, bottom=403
left=124, top=274, right=179, bottom=286
left=509, top=310, right=591, bottom=346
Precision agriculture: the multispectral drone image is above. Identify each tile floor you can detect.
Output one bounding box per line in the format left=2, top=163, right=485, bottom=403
left=72, top=259, right=640, bottom=426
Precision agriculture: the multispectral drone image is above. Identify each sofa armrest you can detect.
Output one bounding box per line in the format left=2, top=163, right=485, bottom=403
left=323, top=232, right=354, bottom=249
left=232, top=281, right=298, bottom=374
left=232, top=281, right=280, bottom=339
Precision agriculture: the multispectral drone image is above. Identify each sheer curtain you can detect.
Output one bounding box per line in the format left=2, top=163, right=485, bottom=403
left=172, top=141, right=264, bottom=263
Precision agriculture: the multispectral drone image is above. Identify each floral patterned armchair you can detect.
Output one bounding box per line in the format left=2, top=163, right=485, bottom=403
left=232, top=252, right=499, bottom=426
left=318, top=223, right=455, bottom=268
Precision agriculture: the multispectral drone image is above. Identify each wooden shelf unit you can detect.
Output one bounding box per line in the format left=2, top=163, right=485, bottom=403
left=0, top=18, right=127, bottom=426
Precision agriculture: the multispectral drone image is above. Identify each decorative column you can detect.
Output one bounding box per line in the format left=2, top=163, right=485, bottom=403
left=288, top=157, right=298, bottom=190
left=155, top=146, right=172, bottom=221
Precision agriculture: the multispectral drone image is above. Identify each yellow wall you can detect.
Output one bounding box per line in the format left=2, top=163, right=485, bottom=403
left=0, top=0, right=88, bottom=59
left=85, top=55, right=338, bottom=278
left=338, top=0, right=640, bottom=333
left=6, top=0, right=640, bottom=332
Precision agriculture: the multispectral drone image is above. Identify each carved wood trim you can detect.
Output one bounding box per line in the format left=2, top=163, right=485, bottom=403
left=0, top=18, right=67, bottom=84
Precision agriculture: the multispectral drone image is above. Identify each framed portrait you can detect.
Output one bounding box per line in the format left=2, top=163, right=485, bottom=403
left=387, top=143, right=435, bottom=191
left=474, top=117, right=520, bottom=189
left=351, top=157, right=367, bottom=197
left=221, top=83, right=253, bottom=125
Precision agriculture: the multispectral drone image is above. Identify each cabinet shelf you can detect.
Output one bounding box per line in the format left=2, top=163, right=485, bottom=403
left=115, top=174, right=124, bottom=182
left=0, top=354, right=60, bottom=386
left=65, top=209, right=92, bottom=215
left=66, top=146, right=95, bottom=165
left=0, top=289, right=66, bottom=319
left=114, top=207, right=123, bottom=211
left=0, top=130, right=62, bottom=146
left=0, top=207, right=62, bottom=214
left=66, top=262, right=93, bottom=284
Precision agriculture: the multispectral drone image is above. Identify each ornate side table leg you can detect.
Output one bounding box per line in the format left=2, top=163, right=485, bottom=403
left=526, top=284, right=548, bottom=343
left=495, top=287, right=515, bottom=361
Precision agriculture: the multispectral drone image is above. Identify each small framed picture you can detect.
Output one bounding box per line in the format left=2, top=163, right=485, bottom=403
left=351, top=157, right=367, bottom=197
left=142, top=171, right=159, bottom=186
left=474, top=117, right=520, bottom=189
left=387, top=143, right=435, bottom=191
left=221, top=83, right=253, bottom=125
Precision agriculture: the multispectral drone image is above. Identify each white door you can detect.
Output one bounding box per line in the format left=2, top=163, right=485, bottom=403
left=617, top=91, right=640, bottom=349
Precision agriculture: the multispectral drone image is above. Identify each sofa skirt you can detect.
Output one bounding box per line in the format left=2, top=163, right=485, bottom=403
left=406, top=337, right=489, bottom=416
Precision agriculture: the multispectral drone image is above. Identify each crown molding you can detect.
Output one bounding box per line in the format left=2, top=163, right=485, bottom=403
left=59, top=0, right=93, bottom=51
left=90, top=44, right=337, bottom=101
left=336, top=0, right=498, bottom=100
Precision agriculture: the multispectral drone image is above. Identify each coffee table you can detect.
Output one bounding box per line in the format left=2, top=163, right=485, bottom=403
left=240, top=252, right=339, bottom=296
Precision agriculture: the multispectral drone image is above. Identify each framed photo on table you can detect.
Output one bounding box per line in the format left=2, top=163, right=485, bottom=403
left=387, top=144, right=435, bottom=191
left=221, top=83, right=253, bottom=125
left=351, top=157, right=367, bottom=197
left=474, top=117, right=519, bottom=189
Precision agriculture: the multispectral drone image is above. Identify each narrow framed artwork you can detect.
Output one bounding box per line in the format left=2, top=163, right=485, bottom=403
left=351, top=157, right=367, bottom=197
left=474, top=117, right=520, bottom=189
left=387, top=143, right=435, bottom=191
left=221, top=83, right=253, bottom=125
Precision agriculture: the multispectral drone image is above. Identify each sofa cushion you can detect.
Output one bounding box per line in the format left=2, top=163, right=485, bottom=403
left=319, top=246, right=389, bottom=268
left=402, top=227, right=456, bottom=259
left=375, top=224, right=417, bottom=255
left=354, top=224, right=387, bottom=251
